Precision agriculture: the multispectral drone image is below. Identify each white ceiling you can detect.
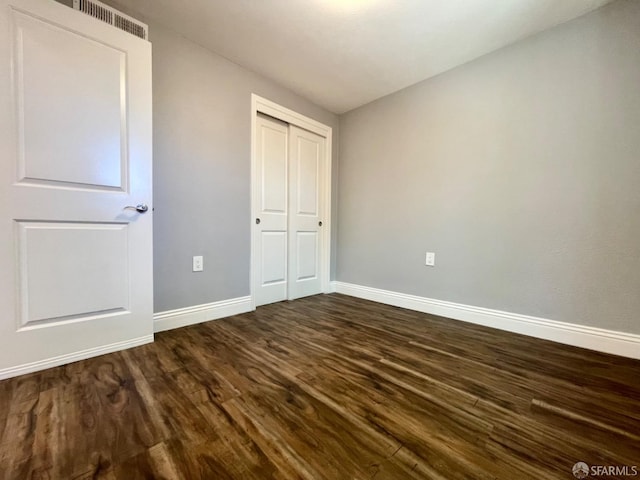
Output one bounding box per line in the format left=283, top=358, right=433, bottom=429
left=110, top=0, right=614, bottom=114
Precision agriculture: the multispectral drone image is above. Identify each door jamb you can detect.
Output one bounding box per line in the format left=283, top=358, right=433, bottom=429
left=250, top=94, right=333, bottom=309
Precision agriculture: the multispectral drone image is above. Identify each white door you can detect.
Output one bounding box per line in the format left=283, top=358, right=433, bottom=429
left=0, top=0, right=153, bottom=378
left=253, top=114, right=326, bottom=307
left=254, top=114, right=289, bottom=306
left=288, top=125, right=325, bottom=300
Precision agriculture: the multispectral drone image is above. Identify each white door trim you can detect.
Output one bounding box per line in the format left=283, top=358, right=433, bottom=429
left=250, top=94, right=332, bottom=309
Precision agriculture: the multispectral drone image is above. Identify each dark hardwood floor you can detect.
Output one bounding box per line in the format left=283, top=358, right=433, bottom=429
left=0, top=293, right=639, bottom=479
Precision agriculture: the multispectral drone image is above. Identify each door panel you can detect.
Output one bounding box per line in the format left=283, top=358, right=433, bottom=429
left=296, top=138, right=319, bottom=215
left=261, top=231, right=287, bottom=284
left=261, top=124, right=287, bottom=213
left=17, top=222, right=129, bottom=327
left=288, top=126, right=325, bottom=300
left=296, top=231, right=318, bottom=281
left=0, top=0, right=152, bottom=377
left=254, top=114, right=288, bottom=306
left=15, top=9, right=126, bottom=189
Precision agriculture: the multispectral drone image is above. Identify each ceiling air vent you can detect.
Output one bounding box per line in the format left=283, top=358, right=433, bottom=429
left=72, top=0, right=148, bottom=40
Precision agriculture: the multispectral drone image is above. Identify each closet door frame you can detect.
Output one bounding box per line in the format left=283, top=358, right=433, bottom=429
left=250, top=94, right=332, bottom=309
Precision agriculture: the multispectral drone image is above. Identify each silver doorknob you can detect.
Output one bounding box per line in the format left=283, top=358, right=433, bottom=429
left=124, top=204, right=149, bottom=213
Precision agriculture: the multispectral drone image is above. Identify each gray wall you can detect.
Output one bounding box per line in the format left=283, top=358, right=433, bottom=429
left=55, top=0, right=339, bottom=313
left=337, top=0, right=640, bottom=333
left=148, top=22, right=339, bottom=312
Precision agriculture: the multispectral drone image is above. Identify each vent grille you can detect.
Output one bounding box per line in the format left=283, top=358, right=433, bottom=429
left=73, top=0, right=148, bottom=40
left=114, top=15, right=146, bottom=39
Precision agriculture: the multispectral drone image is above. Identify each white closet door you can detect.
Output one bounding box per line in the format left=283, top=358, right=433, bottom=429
left=0, top=0, right=152, bottom=378
left=288, top=125, right=325, bottom=300
left=254, top=114, right=289, bottom=306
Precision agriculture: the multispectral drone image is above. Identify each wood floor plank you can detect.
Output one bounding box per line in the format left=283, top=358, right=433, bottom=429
left=0, top=398, right=40, bottom=479
left=120, top=340, right=183, bottom=381
left=0, top=293, right=639, bottom=479
left=261, top=296, right=640, bottom=434
left=225, top=378, right=429, bottom=480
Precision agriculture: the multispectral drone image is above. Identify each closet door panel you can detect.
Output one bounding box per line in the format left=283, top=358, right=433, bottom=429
left=288, top=125, right=325, bottom=300
left=254, top=114, right=289, bottom=306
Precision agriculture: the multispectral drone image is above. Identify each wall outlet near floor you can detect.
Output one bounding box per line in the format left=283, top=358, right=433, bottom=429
left=425, top=252, right=435, bottom=266
left=192, top=255, right=204, bottom=272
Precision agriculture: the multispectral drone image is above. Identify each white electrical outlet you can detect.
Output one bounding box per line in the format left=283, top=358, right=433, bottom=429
left=192, top=255, right=204, bottom=272
left=425, top=252, right=435, bottom=266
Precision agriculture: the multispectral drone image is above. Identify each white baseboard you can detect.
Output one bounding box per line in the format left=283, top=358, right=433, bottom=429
left=328, top=281, right=338, bottom=293
left=0, top=334, right=154, bottom=380
left=154, top=296, right=253, bottom=333
left=333, top=282, right=640, bottom=360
